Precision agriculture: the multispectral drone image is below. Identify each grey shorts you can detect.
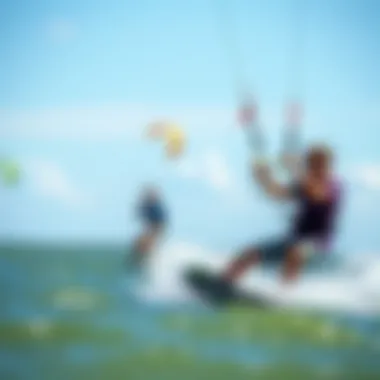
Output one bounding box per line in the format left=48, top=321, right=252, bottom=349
left=256, top=239, right=292, bottom=263
left=256, top=238, right=321, bottom=264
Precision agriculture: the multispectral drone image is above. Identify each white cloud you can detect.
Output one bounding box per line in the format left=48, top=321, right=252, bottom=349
left=2, top=101, right=380, bottom=143
left=0, top=105, right=147, bottom=140
left=177, top=150, right=233, bottom=192
left=0, top=104, right=234, bottom=141
left=350, top=164, right=380, bottom=191
left=24, top=159, right=91, bottom=207
left=203, top=151, right=231, bottom=191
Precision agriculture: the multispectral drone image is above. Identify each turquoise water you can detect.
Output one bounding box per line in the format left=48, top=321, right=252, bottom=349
left=0, top=244, right=379, bottom=380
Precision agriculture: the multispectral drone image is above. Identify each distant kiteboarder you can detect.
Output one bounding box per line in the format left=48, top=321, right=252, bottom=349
left=128, top=186, right=167, bottom=268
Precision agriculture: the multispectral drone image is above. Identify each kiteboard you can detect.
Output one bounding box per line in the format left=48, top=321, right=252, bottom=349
left=184, top=266, right=274, bottom=308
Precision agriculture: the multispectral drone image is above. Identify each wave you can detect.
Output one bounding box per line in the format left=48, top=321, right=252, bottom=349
left=129, top=240, right=380, bottom=316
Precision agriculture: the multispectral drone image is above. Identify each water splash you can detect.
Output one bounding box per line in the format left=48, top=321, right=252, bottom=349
left=128, top=240, right=380, bottom=316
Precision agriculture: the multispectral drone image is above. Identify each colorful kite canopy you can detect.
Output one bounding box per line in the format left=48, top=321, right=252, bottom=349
left=146, top=121, right=185, bottom=159
left=0, top=158, right=21, bottom=187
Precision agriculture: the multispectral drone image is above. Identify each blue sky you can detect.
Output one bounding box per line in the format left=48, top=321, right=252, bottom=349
left=1, top=0, right=380, bottom=252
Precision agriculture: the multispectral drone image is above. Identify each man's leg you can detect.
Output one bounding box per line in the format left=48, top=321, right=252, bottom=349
left=129, top=232, right=153, bottom=268
left=281, top=244, right=305, bottom=284
left=222, top=239, right=289, bottom=283
left=134, top=224, right=163, bottom=257
left=222, top=246, right=260, bottom=282
left=132, top=234, right=147, bottom=255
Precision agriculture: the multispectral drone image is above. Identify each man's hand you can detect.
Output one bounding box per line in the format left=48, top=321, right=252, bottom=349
left=252, top=158, right=290, bottom=200
left=280, top=153, right=301, bottom=179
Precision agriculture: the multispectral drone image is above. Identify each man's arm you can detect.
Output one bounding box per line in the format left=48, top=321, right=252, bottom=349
left=280, top=102, right=303, bottom=179
left=252, top=160, right=292, bottom=200
left=279, top=152, right=302, bottom=179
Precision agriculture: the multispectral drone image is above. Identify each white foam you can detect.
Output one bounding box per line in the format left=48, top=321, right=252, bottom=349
left=133, top=241, right=227, bottom=303
left=130, top=240, right=380, bottom=316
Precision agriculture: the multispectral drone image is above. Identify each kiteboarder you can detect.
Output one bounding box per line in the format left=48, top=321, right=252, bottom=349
left=128, top=186, right=167, bottom=268
left=221, top=99, right=343, bottom=285
left=222, top=143, right=342, bottom=285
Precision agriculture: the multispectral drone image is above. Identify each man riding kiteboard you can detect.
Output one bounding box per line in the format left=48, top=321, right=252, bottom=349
left=222, top=101, right=343, bottom=285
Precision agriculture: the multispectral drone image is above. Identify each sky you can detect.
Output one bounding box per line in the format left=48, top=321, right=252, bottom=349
left=1, top=0, right=380, bottom=252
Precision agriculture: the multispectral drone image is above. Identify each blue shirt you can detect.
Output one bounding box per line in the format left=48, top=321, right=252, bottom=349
left=139, top=199, right=166, bottom=226
left=289, top=179, right=342, bottom=248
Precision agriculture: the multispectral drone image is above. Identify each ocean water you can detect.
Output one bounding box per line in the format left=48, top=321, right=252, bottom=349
left=0, top=241, right=380, bottom=380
